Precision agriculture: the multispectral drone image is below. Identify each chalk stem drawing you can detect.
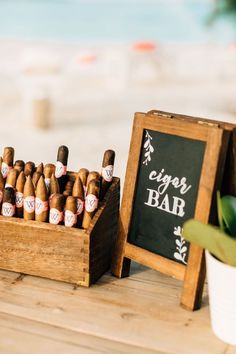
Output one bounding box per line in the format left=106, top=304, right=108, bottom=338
left=143, top=130, right=154, bottom=165
left=173, top=226, right=187, bottom=265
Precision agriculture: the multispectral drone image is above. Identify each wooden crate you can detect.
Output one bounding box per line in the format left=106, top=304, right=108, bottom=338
left=0, top=177, right=120, bottom=286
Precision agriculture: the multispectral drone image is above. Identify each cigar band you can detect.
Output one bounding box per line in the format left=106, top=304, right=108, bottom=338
left=64, top=210, right=77, bottom=227
left=49, top=208, right=64, bottom=224
left=24, top=196, right=35, bottom=213
left=5, top=183, right=14, bottom=189
left=15, top=192, right=24, bottom=208
left=0, top=190, right=3, bottom=203
left=45, top=178, right=51, bottom=190
left=2, top=202, right=15, bottom=217
left=1, top=162, right=12, bottom=179
left=35, top=198, right=48, bottom=215
left=76, top=198, right=84, bottom=215
left=55, top=161, right=67, bottom=178
left=101, top=165, right=113, bottom=182
left=85, top=194, right=98, bottom=213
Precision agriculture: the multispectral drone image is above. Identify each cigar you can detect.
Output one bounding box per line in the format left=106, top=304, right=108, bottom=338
left=72, top=175, right=85, bottom=227
left=24, top=161, right=35, bottom=177
left=0, top=172, right=4, bottom=206
left=1, top=147, right=14, bottom=179
left=86, top=171, right=100, bottom=188
left=35, top=176, right=48, bottom=222
left=14, top=160, right=25, bottom=173
left=5, top=169, right=18, bottom=189
left=100, top=149, right=115, bottom=200
left=82, top=179, right=100, bottom=229
left=78, top=168, right=89, bottom=191
left=63, top=180, right=74, bottom=197
left=15, top=171, right=26, bottom=218
left=1, top=187, right=15, bottom=217
left=32, top=172, right=42, bottom=189
left=0, top=156, right=2, bottom=169
left=50, top=173, right=60, bottom=198
left=64, top=196, right=77, bottom=227
left=23, top=176, right=35, bottom=220
left=36, top=162, right=44, bottom=175
left=49, top=193, right=65, bottom=225
left=44, top=163, right=55, bottom=192
left=55, top=145, right=69, bottom=193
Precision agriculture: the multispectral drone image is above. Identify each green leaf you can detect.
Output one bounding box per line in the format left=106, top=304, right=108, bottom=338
left=183, top=219, right=236, bottom=266
left=221, top=195, right=236, bottom=237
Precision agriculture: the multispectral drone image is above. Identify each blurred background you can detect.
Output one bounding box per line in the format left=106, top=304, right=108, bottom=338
left=0, top=0, right=236, bottom=181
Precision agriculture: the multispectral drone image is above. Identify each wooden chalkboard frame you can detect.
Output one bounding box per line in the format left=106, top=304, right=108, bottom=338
left=112, top=111, right=230, bottom=311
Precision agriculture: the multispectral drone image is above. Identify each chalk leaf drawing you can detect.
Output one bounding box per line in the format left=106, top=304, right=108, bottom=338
left=173, top=226, right=187, bottom=265
left=143, top=130, right=154, bottom=165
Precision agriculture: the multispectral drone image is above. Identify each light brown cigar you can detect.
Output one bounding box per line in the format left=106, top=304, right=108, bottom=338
left=86, top=171, right=100, bottom=188
left=23, top=176, right=35, bottom=220
left=78, top=168, right=89, bottom=190
left=35, top=176, right=48, bottom=222
left=36, top=162, right=44, bottom=174
left=15, top=171, right=26, bottom=218
left=1, top=147, right=14, bottom=179
left=49, top=193, right=65, bottom=225
left=72, top=175, right=85, bottom=227
left=82, top=179, right=100, bottom=229
left=64, top=196, right=77, bottom=227
left=14, top=160, right=25, bottom=173
left=50, top=173, right=60, bottom=197
left=0, top=171, right=4, bottom=206
left=43, top=163, right=55, bottom=191
left=5, top=169, right=18, bottom=189
left=55, top=145, right=69, bottom=193
left=100, top=149, right=115, bottom=200
left=63, top=179, right=74, bottom=197
left=24, top=161, right=35, bottom=177
left=1, top=187, right=15, bottom=217
left=0, top=156, right=2, bottom=169
left=32, top=171, right=42, bottom=189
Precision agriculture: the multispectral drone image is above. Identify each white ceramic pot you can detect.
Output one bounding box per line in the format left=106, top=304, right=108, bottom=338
left=206, top=250, right=236, bottom=345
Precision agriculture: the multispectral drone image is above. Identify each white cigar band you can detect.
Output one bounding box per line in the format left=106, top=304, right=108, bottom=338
left=5, top=183, right=14, bottom=189
left=76, top=198, right=84, bottom=215
left=64, top=210, right=77, bottom=227
left=2, top=202, right=15, bottom=217
left=85, top=194, right=98, bottom=213
left=24, top=196, right=35, bottom=213
left=35, top=197, right=48, bottom=215
left=1, top=162, right=13, bottom=179
left=55, top=161, right=67, bottom=178
left=49, top=208, right=64, bottom=225
left=45, top=178, right=51, bottom=190
left=101, top=165, right=114, bottom=182
left=15, top=192, right=23, bottom=208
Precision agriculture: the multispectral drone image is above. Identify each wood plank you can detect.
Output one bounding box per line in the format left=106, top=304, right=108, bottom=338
left=0, top=263, right=228, bottom=354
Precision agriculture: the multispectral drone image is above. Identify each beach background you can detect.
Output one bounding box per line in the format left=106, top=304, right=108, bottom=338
left=0, top=0, right=236, bottom=183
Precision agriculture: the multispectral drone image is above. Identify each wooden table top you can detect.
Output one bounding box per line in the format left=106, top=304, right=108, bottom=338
left=0, top=262, right=235, bottom=354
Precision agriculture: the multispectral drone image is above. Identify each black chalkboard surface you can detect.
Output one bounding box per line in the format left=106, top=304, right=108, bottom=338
left=112, top=111, right=229, bottom=310
left=128, top=130, right=206, bottom=265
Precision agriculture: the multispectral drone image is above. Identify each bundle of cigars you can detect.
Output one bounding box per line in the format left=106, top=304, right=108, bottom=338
left=0, top=145, right=115, bottom=229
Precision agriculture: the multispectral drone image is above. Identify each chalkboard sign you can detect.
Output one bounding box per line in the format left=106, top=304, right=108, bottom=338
left=112, top=111, right=229, bottom=311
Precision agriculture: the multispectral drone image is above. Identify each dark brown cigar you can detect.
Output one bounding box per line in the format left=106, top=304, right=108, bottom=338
left=35, top=176, right=48, bottom=222
left=15, top=171, right=26, bottom=218
left=5, top=169, right=18, bottom=189
left=78, top=168, right=89, bottom=191
left=23, top=176, right=35, bottom=220
left=49, top=193, right=65, bottom=225
left=43, top=163, right=55, bottom=192
left=86, top=171, right=100, bottom=188
left=63, top=180, right=74, bottom=197
left=32, top=172, right=42, bottom=189
left=36, top=162, right=44, bottom=175
left=1, top=187, right=15, bottom=217
left=24, top=161, right=35, bottom=177
left=82, top=179, right=100, bottom=229
left=64, top=196, right=77, bottom=227
left=1, top=147, right=14, bottom=179
left=55, top=145, right=68, bottom=193
left=100, top=149, right=115, bottom=200
left=72, top=175, right=85, bottom=227
left=50, top=173, right=60, bottom=198
left=14, top=160, right=25, bottom=173
left=0, top=172, right=4, bottom=206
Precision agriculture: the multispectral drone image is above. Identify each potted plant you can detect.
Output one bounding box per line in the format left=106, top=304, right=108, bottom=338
left=183, top=192, right=236, bottom=345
